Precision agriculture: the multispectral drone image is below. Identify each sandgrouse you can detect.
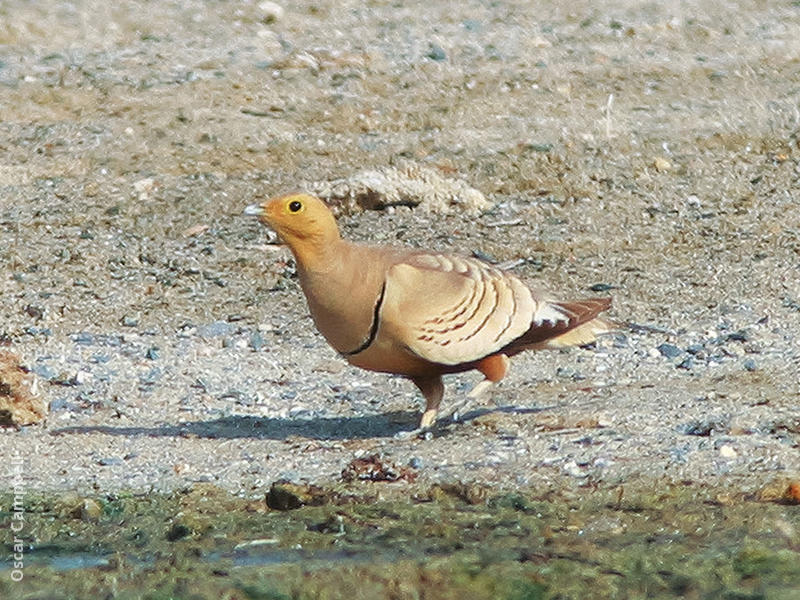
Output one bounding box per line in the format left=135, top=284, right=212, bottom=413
left=245, top=193, right=613, bottom=428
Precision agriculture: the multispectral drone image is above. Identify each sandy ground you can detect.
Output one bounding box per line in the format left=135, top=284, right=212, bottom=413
left=1, top=0, right=799, bottom=497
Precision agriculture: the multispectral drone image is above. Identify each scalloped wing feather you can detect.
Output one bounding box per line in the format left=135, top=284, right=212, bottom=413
left=378, top=254, right=537, bottom=365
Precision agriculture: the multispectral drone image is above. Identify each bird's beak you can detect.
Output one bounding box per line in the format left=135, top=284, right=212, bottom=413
left=243, top=203, right=266, bottom=217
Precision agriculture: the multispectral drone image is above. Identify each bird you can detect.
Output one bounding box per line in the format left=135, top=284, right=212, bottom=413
left=245, top=193, right=614, bottom=429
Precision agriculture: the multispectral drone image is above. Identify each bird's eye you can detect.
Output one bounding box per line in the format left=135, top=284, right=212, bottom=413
left=288, top=200, right=302, bottom=213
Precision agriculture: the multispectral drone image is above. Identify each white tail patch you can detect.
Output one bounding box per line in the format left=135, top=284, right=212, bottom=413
left=542, top=317, right=614, bottom=349
left=532, top=302, right=570, bottom=327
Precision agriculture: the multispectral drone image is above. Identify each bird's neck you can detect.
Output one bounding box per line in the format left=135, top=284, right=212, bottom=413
left=291, top=239, right=386, bottom=355
left=287, top=231, right=343, bottom=274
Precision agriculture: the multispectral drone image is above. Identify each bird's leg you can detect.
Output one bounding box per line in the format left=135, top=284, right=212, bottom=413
left=412, top=375, right=444, bottom=429
left=445, top=354, right=510, bottom=422
left=467, top=379, right=495, bottom=399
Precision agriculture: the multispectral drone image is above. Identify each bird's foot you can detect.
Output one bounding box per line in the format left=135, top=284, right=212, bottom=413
left=393, top=409, right=439, bottom=440
left=419, top=408, right=438, bottom=429
left=439, top=397, right=473, bottom=423
left=393, top=427, right=434, bottom=440
left=467, top=379, right=494, bottom=399
left=439, top=379, right=494, bottom=423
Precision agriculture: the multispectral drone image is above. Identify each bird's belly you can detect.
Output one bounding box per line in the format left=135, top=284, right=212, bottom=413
left=345, top=338, right=437, bottom=378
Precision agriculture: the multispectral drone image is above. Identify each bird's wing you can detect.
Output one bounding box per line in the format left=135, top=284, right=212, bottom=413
left=377, top=253, right=539, bottom=365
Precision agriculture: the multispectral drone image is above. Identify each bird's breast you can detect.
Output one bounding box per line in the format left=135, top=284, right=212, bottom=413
left=296, top=245, right=391, bottom=355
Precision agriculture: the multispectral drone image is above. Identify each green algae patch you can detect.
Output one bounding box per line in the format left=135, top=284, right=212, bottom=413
left=1, top=482, right=798, bottom=599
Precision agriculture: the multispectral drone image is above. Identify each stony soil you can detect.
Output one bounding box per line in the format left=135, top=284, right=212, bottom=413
left=1, top=0, right=799, bottom=507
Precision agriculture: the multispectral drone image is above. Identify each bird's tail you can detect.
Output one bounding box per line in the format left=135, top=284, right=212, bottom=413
left=541, top=314, right=616, bottom=349
left=503, top=297, right=615, bottom=354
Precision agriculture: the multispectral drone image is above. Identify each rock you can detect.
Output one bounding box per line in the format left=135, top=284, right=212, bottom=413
left=718, top=444, right=737, bottom=458
left=685, top=343, right=705, bottom=355
left=726, top=329, right=751, bottom=343
left=74, top=370, right=92, bottom=385
left=120, top=315, right=138, bottom=327
left=133, top=177, right=156, bottom=200
left=72, top=332, right=95, bottom=344
left=249, top=330, right=266, bottom=351
left=653, top=157, right=672, bottom=172
left=98, top=457, right=123, bottom=466
left=308, top=514, right=346, bottom=535
left=657, top=343, right=683, bottom=359
left=429, top=482, right=490, bottom=505
left=196, top=321, right=235, bottom=338
left=0, top=350, right=47, bottom=426
left=258, top=1, right=284, bottom=23
left=563, top=460, right=589, bottom=478
left=310, top=163, right=492, bottom=215
left=679, top=419, right=728, bottom=436
left=743, top=358, right=757, bottom=372
left=589, top=283, right=616, bottom=292
left=72, top=499, right=103, bottom=522
left=166, top=522, right=191, bottom=542
left=669, top=445, right=690, bottom=464
left=32, top=363, right=57, bottom=380
left=425, top=43, right=447, bottom=61
left=266, top=481, right=331, bottom=510
left=24, top=304, right=45, bottom=320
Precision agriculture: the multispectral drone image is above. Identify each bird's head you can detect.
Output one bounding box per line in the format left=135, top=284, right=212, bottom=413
left=244, top=193, right=340, bottom=253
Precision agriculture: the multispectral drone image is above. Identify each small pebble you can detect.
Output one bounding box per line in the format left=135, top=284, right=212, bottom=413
left=23, top=326, right=52, bottom=337
left=426, top=43, right=447, bottom=61
left=654, top=157, right=672, bottom=172
left=139, top=368, right=162, bottom=385
left=726, top=329, right=751, bottom=343
left=166, top=523, right=191, bottom=542
left=75, top=499, right=102, bottom=522
left=74, top=370, right=92, bottom=385
left=49, top=397, right=70, bottom=411
left=563, top=460, right=588, bottom=478
left=685, top=344, right=705, bottom=355
left=680, top=419, right=727, bottom=436
left=24, top=304, right=45, bottom=320
left=258, top=0, right=284, bottom=22
left=743, top=358, right=757, bottom=372
left=197, top=321, right=235, bottom=338
left=33, top=364, right=57, bottom=380
left=669, top=445, right=690, bottom=464
left=657, top=343, right=682, bottom=359
left=73, top=332, right=95, bottom=345
left=719, top=444, right=738, bottom=459
left=98, top=457, right=123, bottom=466
left=133, top=177, right=156, bottom=200
left=121, top=315, right=138, bottom=327
left=589, top=283, right=615, bottom=292
left=145, top=347, right=160, bottom=360
left=249, top=330, right=266, bottom=351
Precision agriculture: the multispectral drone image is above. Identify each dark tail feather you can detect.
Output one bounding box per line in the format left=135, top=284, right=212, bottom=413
left=502, top=296, right=613, bottom=354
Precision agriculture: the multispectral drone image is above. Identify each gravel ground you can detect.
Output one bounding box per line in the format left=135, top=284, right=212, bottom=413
left=1, top=0, right=799, bottom=497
